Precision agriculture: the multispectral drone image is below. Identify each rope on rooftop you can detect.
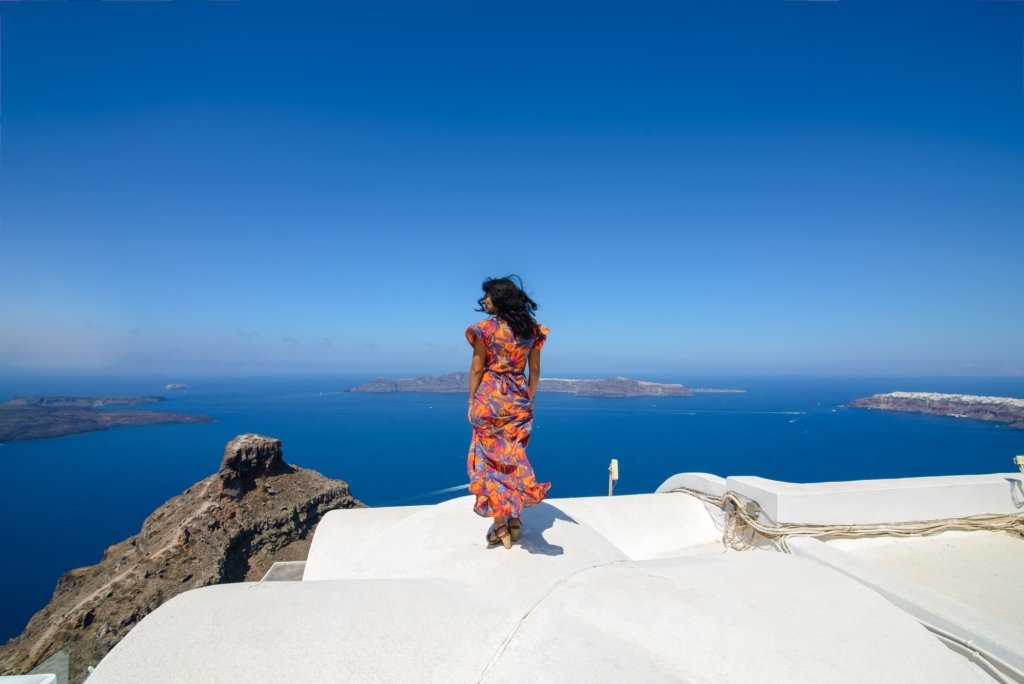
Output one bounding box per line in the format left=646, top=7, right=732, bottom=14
left=669, top=487, right=1024, bottom=682
left=668, top=486, right=1024, bottom=553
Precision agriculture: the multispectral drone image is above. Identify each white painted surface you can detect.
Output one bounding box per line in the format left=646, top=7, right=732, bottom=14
left=305, top=494, right=724, bottom=584
left=654, top=472, right=727, bottom=496
left=728, top=473, right=1024, bottom=525
left=788, top=536, right=1024, bottom=678
left=304, top=496, right=631, bottom=587
left=87, top=579, right=512, bottom=684
left=826, top=531, right=1024, bottom=630
left=303, top=505, right=429, bottom=578
left=486, top=554, right=989, bottom=684
left=87, top=554, right=988, bottom=683
left=552, top=494, right=725, bottom=559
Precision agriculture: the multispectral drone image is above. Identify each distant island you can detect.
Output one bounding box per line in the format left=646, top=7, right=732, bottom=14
left=0, top=396, right=213, bottom=443
left=6, top=395, right=165, bottom=408
left=349, top=372, right=743, bottom=398
left=690, top=388, right=747, bottom=394
left=849, top=392, right=1024, bottom=429
left=541, top=377, right=692, bottom=397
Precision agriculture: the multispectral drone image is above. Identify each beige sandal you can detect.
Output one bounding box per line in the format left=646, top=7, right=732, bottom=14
left=509, top=518, right=521, bottom=542
left=486, top=522, right=512, bottom=549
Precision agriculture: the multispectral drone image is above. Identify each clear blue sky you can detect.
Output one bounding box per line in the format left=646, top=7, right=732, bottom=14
left=1, top=1, right=1022, bottom=379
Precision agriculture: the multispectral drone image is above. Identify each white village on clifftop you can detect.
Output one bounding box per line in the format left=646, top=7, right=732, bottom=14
left=885, top=392, right=1024, bottom=408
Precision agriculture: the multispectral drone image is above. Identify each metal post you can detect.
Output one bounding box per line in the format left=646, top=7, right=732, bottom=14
left=608, top=458, right=619, bottom=496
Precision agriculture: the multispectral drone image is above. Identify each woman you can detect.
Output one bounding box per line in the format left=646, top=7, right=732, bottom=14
left=466, top=276, right=551, bottom=549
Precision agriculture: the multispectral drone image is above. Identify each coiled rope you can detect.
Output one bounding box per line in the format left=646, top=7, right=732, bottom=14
left=668, top=486, right=1024, bottom=553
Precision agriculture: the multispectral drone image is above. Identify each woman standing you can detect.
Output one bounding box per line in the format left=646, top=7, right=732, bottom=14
left=466, top=276, right=551, bottom=549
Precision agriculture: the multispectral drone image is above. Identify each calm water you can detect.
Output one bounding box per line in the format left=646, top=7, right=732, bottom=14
left=2, top=374, right=1023, bottom=641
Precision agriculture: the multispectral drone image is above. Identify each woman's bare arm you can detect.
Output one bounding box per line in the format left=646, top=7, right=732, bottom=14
left=527, top=347, right=541, bottom=399
left=468, top=338, right=487, bottom=404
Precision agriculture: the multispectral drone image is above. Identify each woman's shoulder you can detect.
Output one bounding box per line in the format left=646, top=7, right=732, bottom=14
left=532, top=322, right=549, bottom=349
left=465, top=317, right=497, bottom=344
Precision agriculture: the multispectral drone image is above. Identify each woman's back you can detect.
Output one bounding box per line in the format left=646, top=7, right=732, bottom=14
left=466, top=317, right=548, bottom=375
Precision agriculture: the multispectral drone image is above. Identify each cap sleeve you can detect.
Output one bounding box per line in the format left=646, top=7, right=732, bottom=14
left=465, top=322, right=485, bottom=347
left=532, top=323, right=549, bottom=351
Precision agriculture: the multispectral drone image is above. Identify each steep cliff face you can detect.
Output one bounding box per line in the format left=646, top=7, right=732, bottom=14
left=0, top=434, right=364, bottom=683
left=849, top=392, right=1024, bottom=429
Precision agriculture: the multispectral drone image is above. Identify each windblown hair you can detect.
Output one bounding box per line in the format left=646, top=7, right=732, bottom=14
left=477, top=275, right=538, bottom=339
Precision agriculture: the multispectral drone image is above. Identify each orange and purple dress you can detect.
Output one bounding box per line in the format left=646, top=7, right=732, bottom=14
left=466, top=317, right=552, bottom=518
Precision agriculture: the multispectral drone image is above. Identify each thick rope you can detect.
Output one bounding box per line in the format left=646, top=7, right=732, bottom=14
left=668, top=486, right=1024, bottom=553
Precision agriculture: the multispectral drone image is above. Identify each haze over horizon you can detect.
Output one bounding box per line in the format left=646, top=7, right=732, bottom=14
left=1, top=2, right=1022, bottom=379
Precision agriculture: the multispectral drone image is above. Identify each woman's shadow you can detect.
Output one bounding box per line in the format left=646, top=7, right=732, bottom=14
left=516, top=502, right=579, bottom=556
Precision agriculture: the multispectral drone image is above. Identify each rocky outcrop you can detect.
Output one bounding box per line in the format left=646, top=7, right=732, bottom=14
left=349, top=373, right=695, bottom=397
left=0, top=434, right=364, bottom=683
left=849, top=392, right=1024, bottom=429
left=217, top=433, right=289, bottom=499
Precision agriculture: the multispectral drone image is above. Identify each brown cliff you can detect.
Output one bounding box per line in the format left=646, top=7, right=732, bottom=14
left=0, top=434, right=364, bottom=683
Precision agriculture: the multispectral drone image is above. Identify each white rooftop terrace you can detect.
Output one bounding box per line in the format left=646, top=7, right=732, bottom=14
left=82, top=472, right=1023, bottom=683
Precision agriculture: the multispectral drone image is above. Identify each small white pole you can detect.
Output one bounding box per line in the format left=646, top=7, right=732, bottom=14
left=608, top=458, right=619, bottom=496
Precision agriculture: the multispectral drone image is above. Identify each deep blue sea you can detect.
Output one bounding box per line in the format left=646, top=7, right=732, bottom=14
left=2, top=374, right=1024, bottom=641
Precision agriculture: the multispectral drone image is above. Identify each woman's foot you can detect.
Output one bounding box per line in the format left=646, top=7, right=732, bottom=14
left=509, top=517, right=521, bottom=542
left=486, top=520, right=512, bottom=549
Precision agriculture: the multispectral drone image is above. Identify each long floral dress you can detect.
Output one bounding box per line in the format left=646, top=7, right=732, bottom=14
left=466, top=317, right=552, bottom=518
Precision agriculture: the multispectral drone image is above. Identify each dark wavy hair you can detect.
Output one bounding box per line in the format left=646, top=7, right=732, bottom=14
left=477, top=275, right=538, bottom=339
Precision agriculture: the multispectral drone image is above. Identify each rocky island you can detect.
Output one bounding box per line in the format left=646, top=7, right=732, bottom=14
left=539, top=377, right=692, bottom=397
left=849, top=391, right=1024, bottom=429
left=0, top=434, right=363, bottom=683
left=7, top=396, right=166, bottom=408
left=349, top=372, right=697, bottom=397
left=689, top=387, right=747, bottom=394
left=350, top=372, right=475, bottom=393
left=0, top=396, right=212, bottom=442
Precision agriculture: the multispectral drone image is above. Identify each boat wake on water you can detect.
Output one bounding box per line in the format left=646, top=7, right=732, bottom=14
left=378, top=483, right=469, bottom=506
